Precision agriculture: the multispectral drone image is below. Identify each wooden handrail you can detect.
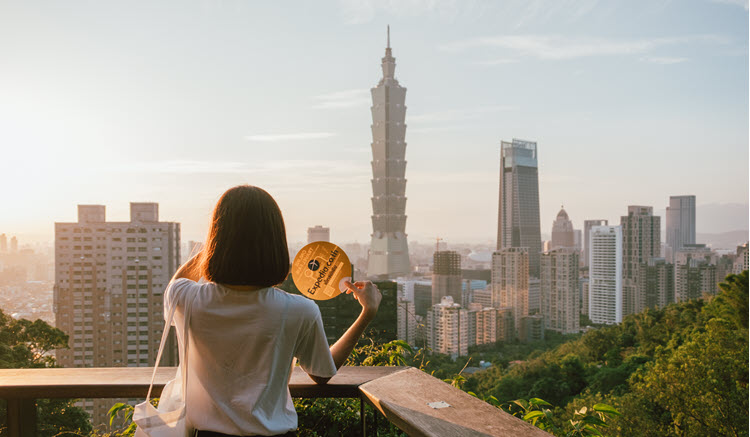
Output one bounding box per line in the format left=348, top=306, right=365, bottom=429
left=0, top=366, right=551, bottom=437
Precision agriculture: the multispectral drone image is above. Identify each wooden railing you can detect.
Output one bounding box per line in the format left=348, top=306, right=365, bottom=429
left=0, top=366, right=550, bottom=437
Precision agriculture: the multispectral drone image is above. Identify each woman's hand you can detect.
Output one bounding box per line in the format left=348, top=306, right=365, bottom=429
left=344, top=280, right=381, bottom=318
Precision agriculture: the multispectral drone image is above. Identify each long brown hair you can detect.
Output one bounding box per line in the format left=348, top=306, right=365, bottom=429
left=201, top=185, right=290, bottom=287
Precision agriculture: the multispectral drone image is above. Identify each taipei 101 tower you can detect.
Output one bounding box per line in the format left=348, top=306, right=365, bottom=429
left=367, top=26, right=411, bottom=278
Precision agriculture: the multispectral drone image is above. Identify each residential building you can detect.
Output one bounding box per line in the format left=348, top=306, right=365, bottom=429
left=583, top=220, right=608, bottom=267
left=307, top=225, right=330, bottom=244
left=367, top=27, right=411, bottom=278
left=496, top=139, right=542, bottom=278
left=397, top=298, right=416, bottom=345
left=426, top=296, right=468, bottom=360
left=639, top=258, right=674, bottom=310
left=734, top=243, right=749, bottom=274
left=674, top=244, right=718, bottom=302
left=541, top=248, right=580, bottom=334
left=54, top=203, right=180, bottom=422
left=621, top=206, right=660, bottom=316
left=432, top=251, right=462, bottom=305
left=491, top=247, right=529, bottom=338
left=589, top=225, right=623, bottom=324
left=0, top=234, right=6, bottom=253
left=519, top=314, right=544, bottom=342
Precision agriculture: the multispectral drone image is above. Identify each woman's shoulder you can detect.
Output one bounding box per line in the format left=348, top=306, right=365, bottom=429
left=269, top=287, right=321, bottom=317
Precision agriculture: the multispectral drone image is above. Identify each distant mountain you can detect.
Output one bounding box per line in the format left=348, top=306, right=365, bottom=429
left=697, top=203, right=749, bottom=234
left=697, top=230, right=749, bottom=251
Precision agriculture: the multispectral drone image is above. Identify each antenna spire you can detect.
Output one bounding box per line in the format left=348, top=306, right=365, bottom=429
left=387, top=25, right=390, bottom=48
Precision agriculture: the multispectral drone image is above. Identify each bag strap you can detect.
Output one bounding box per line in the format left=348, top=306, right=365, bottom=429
left=145, top=292, right=178, bottom=402
left=145, top=285, right=199, bottom=402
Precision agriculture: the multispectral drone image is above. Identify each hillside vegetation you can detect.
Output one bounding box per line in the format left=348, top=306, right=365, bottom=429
left=463, top=271, right=748, bottom=436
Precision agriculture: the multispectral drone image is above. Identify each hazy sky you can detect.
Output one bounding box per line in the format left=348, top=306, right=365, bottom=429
left=1, top=0, right=748, bottom=246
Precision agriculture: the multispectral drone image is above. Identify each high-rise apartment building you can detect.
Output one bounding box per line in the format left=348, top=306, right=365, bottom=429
left=496, top=139, right=541, bottom=278
left=583, top=220, right=608, bottom=267
left=9, top=236, right=17, bottom=253
left=0, top=234, right=6, bottom=253
left=471, top=288, right=493, bottom=308
left=541, top=248, right=580, bottom=334
left=397, top=278, right=432, bottom=317
left=367, top=27, right=411, bottom=278
left=550, top=208, right=575, bottom=249
left=54, top=203, right=180, bottom=422
left=665, top=195, right=696, bottom=262
left=580, top=277, right=589, bottom=316
left=426, top=296, right=468, bottom=359
left=621, top=206, right=661, bottom=316
left=491, top=247, right=529, bottom=338
left=674, top=244, right=718, bottom=302
left=734, top=243, right=749, bottom=274
left=639, top=257, right=674, bottom=309
left=307, top=225, right=330, bottom=244
left=589, top=225, right=623, bottom=324
left=397, top=298, right=416, bottom=345
left=432, top=250, right=462, bottom=305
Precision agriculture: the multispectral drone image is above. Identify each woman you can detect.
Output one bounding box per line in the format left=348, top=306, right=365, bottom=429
left=164, top=185, right=381, bottom=437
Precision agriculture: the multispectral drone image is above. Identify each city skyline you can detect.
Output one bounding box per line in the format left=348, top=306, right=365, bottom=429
left=1, top=0, right=748, bottom=245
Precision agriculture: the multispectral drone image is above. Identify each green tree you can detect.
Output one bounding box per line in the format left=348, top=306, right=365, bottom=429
left=0, top=309, right=92, bottom=437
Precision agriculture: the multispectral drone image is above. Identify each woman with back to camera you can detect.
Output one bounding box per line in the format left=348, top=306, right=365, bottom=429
left=164, top=185, right=381, bottom=437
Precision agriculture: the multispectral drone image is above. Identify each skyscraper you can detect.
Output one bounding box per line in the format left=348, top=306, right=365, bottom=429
left=9, top=236, right=17, bottom=253
left=621, top=206, right=660, bottom=316
left=541, top=248, right=580, bottom=334
left=665, top=195, right=696, bottom=262
left=491, top=247, right=529, bottom=338
left=496, top=139, right=541, bottom=278
left=589, top=225, right=623, bottom=325
left=583, top=220, right=608, bottom=267
left=432, top=250, right=462, bottom=305
left=0, top=233, right=6, bottom=253
left=367, top=26, right=411, bottom=278
left=307, top=225, right=330, bottom=244
left=550, top=207, right=575, bottom=249
left=54, top=203, right=180, bottom=423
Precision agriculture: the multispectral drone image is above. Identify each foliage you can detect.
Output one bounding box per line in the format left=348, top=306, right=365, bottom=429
left=0, top=308, right=92, bottom=437
left=462, top=271, right=749, bottom=437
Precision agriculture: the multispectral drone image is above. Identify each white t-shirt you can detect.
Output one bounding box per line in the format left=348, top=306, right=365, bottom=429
left=164, top=278, right=337, bottom=436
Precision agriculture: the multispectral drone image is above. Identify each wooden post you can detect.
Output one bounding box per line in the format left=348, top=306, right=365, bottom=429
left=6, top=398, right=36, bottom=437
left=360, top=396, right=367, bottom=437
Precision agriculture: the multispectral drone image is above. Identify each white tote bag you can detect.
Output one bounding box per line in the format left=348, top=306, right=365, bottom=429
left=133, top=290, right=197, bottom=437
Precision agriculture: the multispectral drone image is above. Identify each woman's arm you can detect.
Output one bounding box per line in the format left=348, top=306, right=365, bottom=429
left=308, top=280, right=381, bottom=385
left=170, top=252, right=203, bottom=282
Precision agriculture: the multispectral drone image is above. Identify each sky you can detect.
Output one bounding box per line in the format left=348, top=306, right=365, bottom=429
left=0, top=0, right=748, bottom=246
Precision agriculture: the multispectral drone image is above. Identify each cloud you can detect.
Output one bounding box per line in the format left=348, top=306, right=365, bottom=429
left=473, top=58, right=520, bottom=66
left=131, top=160, right=250, bottom=174
left=710, top=0, right=749, bottom=10
left=245, top=132, right=337, bottom=142
left=338, top=0, right=466, bottom=24
left=312, top=89, right=371, bottom=109
left=439, top=34, right=727, bottom=60
left=409, top=105, right=517, bottom=123
left=640, top=56, right=689, bottom=65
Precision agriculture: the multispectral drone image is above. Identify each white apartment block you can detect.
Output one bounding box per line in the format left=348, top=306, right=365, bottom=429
left=426, top=296, right=468, bottom=360
left=54, top=203, right=180, bottom=422
left=588, top=225, right=622, bottom=324
left=541, top=248, right=580, bottom=334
